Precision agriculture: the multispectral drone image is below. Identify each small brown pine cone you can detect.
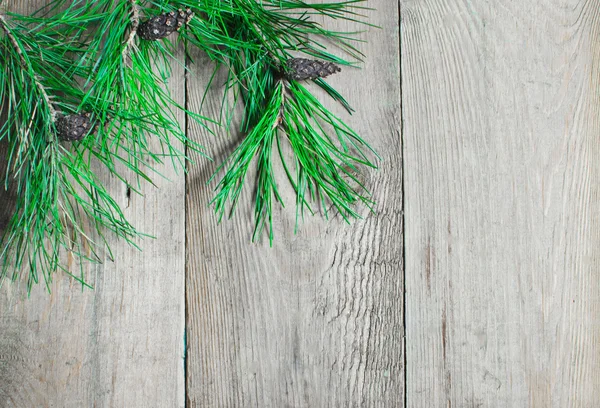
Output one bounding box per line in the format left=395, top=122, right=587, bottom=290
left=56, top=113, right=94, bottom=142
left=138, top=9, right=194, bottom=41
left=286, top=58, right=341, bottom=81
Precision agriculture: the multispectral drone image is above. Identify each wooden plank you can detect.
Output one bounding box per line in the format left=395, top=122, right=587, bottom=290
left=403, top=0, right=600, bottom=406
left=185, top=3, right=403, bottom=407
left=0, top=1, right=185, bottom=406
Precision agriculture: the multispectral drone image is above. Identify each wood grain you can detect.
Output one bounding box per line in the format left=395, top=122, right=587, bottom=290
left=184, top=3, right=403, bottom=407
left=402, top=0, right=600, bottom=406
left=0, top=1, right=185, bottom=406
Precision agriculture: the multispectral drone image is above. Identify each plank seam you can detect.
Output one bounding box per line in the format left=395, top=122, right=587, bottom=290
left=184, top=50, right=190, bottom=408
left=398, top=1, right=407, bottom=408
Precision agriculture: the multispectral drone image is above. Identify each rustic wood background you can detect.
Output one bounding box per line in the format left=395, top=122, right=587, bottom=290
left=2, top=0, right=600, bottom=406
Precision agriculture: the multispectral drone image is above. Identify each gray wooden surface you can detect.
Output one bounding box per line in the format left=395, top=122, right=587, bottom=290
left=2, top=0, right=600, bottom=406
left=403, top=0, right=600, bottom=406
left=184, top=3, right=402, bottom=407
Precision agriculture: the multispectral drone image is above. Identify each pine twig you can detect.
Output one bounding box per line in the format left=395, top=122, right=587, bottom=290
left=0, top=13, right=58, bottom=122
left=122, top=0, right=139, bottom=59
left=205, top=0, right=377, bottom=242
left=274, top=79, right=286, bottom=129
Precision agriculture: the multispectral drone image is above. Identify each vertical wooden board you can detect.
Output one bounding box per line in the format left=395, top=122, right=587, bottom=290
left=403, top=0, right=600, bottom=406
left=185, top=3, right=403, bottom=408
left=0, top=2, right=185, bottom=406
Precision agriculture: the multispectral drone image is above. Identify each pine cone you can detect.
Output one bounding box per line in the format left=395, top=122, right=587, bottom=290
left=286, top=58, right=341, bottom=81
left=56, top=113, right=93, bottom=142
left=138, top=9, right=194, bottom=41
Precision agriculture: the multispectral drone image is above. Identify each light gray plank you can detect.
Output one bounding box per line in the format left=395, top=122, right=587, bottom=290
left=0, top=1, right=185, bottom=406
left=403, top=0, right=600, bottom=406
left=185, top=3, right=403, bottom=407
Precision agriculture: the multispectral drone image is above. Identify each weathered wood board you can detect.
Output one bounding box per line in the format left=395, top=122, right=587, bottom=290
left=402, top=0, right=600, bottom=406
left=0, top=1, right=186, bottom=406
left=184, top=2, right=403, bottom=407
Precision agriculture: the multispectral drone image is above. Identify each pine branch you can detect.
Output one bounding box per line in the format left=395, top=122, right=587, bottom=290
left=73, top=0, right=207, bottom=175
left=0, top=9, right=141, bottom=291
left=201, top=0, right=377, bottom=243
left=0, top=0, right=211, bottom=291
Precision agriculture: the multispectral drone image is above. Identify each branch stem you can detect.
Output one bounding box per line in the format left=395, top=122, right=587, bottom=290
left=274, top=79, right=287, bottom=128
left=122, top=0, right=140, bottom=59
left=0, top=13, right=58, bottom=121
